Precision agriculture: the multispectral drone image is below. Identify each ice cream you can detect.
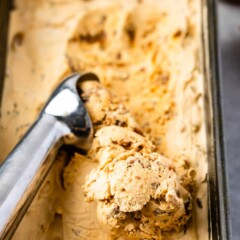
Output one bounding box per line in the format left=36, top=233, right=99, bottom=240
left=80, top=82, right=195, bottom=239
left=0, top=0, right=208, bottom=239
left=84, top=139, right=193, bottom=239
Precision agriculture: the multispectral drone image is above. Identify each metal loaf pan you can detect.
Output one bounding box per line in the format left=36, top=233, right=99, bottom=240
left=0, top=0, right=231, bottom=239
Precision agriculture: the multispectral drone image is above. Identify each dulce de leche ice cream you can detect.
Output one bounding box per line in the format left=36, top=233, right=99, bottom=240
left=0, top=0, right=208, bottom=239
left=81, top=81, right=195, bottom=239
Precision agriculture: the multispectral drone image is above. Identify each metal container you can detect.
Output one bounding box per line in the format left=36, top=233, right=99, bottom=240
left=0, top=0, right=231, bottom=239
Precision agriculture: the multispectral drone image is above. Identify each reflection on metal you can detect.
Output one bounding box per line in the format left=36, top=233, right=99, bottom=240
left=45, top=89, right=79, bottom=117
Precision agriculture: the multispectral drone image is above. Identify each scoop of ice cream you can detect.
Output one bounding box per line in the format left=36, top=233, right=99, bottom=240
left=88, top=125, right=154, bottom=166
left=80, top=81, right=141, bottom=132
left=83, top=150, right=192, bottom=237
left=82, top=81, right=194, bottom=239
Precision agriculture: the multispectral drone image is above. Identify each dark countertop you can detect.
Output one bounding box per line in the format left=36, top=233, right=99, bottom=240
left=218, top=1, right=240, bottom=239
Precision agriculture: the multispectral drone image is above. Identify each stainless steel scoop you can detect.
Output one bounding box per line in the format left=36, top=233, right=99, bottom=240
left=0, top=72, right=99, bottom=240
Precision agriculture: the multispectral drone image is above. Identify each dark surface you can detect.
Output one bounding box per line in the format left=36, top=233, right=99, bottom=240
left=218, top=1, right=240, bottom=239
left=0, top=0, right=10, bottom=108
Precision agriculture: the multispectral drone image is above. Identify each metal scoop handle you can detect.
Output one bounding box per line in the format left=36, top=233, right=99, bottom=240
left=0, top=115, right=64, bottom=240
left=0, top=73, right=98, bottom=239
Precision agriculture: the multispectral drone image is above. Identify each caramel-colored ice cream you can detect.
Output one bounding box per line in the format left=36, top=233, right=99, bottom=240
left=81, top=82, right=194, bottom=239
left=0, top=0, right=208, bottom=239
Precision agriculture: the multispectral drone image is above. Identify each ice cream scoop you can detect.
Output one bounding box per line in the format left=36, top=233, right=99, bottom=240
left=0, top=72, right=99, bottom=240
